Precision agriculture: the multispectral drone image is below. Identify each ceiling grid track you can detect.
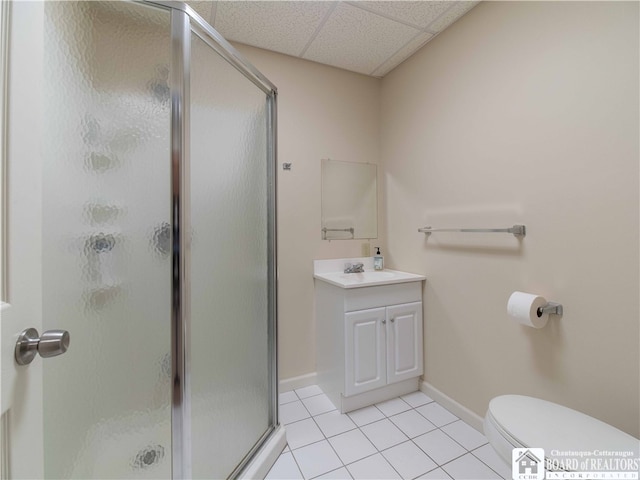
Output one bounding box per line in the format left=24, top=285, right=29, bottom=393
left=299, top=1, right=339, bottom=58
left=187, top=1, right=480, bottom=78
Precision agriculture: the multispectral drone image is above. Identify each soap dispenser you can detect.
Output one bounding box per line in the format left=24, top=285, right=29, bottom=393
left=373, top=247, right=384, bottom=271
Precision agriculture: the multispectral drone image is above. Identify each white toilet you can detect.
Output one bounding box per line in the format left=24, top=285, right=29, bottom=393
left=484, top=395, right=640, bottom=469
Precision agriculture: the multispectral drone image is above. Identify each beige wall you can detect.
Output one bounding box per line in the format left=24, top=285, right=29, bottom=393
left=381, top=1, right=639, bottom=436
left=234, top=44, right=384, bottom=380
left=236, top=1, right=639, bottom=436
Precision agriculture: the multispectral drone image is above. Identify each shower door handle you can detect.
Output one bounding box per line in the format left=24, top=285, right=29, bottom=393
left=15, top=328, right=70, bottom=365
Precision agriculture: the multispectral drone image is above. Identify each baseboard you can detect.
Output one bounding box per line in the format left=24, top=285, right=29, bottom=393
left=421, top=381, right=484, bottom=433
left=279, top=372, right=318, bottom=392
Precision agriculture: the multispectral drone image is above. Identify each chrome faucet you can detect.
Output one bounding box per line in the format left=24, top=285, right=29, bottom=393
left=344, top=262, right=365, bottom=274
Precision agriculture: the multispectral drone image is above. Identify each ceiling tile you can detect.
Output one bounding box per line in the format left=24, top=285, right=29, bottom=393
left=350, top=1, right=452, bottom=29
left=303, top=2, right=420, bottom=75
left=371, top=31, right=433, bottom=77
left=186, top=1, right=214, bottom=25
left=185, top=0, right=480, bottom=78
left=427, top=1, right=479, bottom=33
left=212, top=1, right=334, bottom=57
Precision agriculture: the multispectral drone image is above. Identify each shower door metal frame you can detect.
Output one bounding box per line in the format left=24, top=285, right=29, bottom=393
left=169, top=7, right=191, bottom=480
left=142, top=2, right=279, bottom=478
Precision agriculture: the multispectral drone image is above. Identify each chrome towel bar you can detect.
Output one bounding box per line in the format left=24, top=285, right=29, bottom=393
left=322, top=227, right=354, bottom=240
left=418, top=224, right=526, bottom=238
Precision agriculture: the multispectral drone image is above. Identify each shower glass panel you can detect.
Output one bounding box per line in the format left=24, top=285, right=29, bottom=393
left=189, top=30, right=271, bottom=478
left=42, top=2, right=172, bottom=478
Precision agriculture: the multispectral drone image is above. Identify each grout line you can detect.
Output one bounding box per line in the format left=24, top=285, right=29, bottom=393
left=314, top=414, right=358, bottom=440
left=359, top=418, right=409, bottom=453
left=302, top=399, right=348, bottom=478
left=338, top=448, right=404, bottom=479
left=282, top=385, right=497, bottom=480
left=469, top=446, right=509, bottom=480
left=290, top=436, right=331, bottom=452
left=436, top=438, right=506, bottom=479
left=437, top=420, right=488, bottom=453
left=377, top=451, right=405, bottom=480
left=407, top=423, right=478, bottom=471
left=310, top=465, right=353, bottom=480
left=286, top=449, right=306, bottom=480
left=346, top=405, right=386, bottom=427
left=378, top=439, right=435, bottom=479
left=412, top=407, right=459, bottom=429
left=318, top=433, right=347, bottom=477
left=431, top=465, right=455, bottom=480
left=309, top=405, right=401, bottom=477
left=400, top=394, right=436, bottom=409
left=407, top=437, right=440, bottom=472
left=377, top=396, right=412, bottom=415
left=433, top=449, right=472, bottom=472
left=421, top=463, right=454, bottom=480
left=343, top=450, right=380, bottom=466
left=279, top=394, right=301, bottom=406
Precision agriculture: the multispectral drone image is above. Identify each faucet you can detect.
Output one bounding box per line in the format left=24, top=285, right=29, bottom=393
left=344, top=262, right=365, bottom=274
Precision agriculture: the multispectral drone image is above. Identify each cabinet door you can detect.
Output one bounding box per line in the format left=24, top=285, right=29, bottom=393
left=345, top=307, right=387, bottom=396
left=386, top=302, right=423, bottom=384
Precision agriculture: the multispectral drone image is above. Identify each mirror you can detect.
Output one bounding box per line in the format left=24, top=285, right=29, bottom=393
left=321, top=159, right=377, bottom=240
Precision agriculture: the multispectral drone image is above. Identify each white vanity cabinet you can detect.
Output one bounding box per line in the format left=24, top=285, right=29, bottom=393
left=314, top=269, right=425, bottom=413
left=345, top=301, right=423, bottom=397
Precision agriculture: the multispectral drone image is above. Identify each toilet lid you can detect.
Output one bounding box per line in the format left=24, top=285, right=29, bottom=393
left=488, top=395, right=639, bottom=455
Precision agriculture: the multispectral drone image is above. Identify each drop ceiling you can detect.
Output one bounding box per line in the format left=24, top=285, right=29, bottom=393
left=185, top=1, right=480, bottom=77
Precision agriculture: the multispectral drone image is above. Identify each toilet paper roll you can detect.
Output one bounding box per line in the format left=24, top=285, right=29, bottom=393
left=507, top=291, right=549, bottom=328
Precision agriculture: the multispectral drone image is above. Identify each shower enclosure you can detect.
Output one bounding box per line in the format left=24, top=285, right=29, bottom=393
left=0, top=1, right=279, bottom=478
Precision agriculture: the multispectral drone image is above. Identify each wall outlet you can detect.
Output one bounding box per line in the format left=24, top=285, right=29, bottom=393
left=361, top=243, right=371, bottom=257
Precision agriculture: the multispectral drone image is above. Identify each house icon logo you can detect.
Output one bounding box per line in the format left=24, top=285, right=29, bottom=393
left=512, top=448, right=545, bottom=480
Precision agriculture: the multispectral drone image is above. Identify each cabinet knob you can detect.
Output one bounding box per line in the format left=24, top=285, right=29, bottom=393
left=390, top=318, right=395, bottom=323
left=382, top=319, right=386, bottom=324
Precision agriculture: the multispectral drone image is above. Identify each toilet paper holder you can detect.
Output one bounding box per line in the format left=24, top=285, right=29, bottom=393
left=537, top=302, right=563, bottom=317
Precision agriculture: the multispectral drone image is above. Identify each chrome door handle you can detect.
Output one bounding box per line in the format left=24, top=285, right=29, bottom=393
left=15, top=328, right=70, bottom=365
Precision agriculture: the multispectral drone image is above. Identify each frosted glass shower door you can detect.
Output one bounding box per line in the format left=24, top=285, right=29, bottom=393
left=40, top=2, right=173, bottom=478
left=189, top=31, right=274, bottom=479
left=2, top=2, right=277, bottom=478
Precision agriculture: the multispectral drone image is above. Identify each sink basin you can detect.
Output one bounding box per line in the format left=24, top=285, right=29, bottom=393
left=314, top=269, right=425, bottom=289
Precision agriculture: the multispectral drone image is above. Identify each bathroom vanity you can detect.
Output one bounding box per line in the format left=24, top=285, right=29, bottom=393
left=314, top=258, right=426, bottom=413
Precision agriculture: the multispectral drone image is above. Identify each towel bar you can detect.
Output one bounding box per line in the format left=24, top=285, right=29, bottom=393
left=418, top=224, right=526, bottom=238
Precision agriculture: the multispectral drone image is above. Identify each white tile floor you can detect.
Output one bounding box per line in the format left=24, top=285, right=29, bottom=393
left=267, top=386, right=512, bottom=480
